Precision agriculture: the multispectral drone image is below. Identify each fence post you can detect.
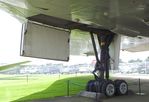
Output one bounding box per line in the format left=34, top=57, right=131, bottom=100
left=138, top=78, right=141, bottom=94
left=136, top=78, right=145, bottom=96
left=26, top=74, right=28, bottom=83
left=59, top=72, right=61, bottom=79
left=67, top=80, right=70, bottom=96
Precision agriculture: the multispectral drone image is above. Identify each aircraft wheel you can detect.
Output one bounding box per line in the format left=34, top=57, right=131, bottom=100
left=115, top=80, right=128, bottom=95
left=86, top=80, right=96, bottom=92
left=86, top=80, right=105, bottom=92
left=94, top=79, right=105, bottom=93
left=101, top=80, right=115, bottom=97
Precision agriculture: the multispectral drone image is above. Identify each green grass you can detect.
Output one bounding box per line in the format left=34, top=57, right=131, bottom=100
left=0, top=74, right=93, bottom=102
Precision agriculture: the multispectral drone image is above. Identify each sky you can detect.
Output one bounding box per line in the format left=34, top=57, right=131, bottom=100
left=0, top=10, right=23, bottom=63
left=0, top=9, right=148, bottom=64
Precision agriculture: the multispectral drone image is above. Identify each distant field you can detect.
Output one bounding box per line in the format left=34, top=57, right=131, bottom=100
left=0, top=74, right=93, bottom=102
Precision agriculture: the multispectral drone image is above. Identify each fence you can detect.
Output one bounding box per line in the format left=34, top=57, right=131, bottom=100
left=66, top=80, right=86, bottom=96
left=66, top=78, right=149, bottom=97
left=123, top=78, right=149, bottom=95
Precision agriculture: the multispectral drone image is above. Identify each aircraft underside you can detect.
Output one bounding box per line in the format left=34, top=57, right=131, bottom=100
left=19, top=14, right=128, bottom=97
left=0, top=0, right=149, bottom=97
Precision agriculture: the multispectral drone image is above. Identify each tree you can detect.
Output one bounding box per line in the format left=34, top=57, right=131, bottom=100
left=128, top=59, right=136, bottom=63
left=128, top=59, right=142, bottom=63
left=146, top=57, right=149, bottom=61
left=119, top=59, right=124, bottom=63
left=136, top=59, right=142, bottom=62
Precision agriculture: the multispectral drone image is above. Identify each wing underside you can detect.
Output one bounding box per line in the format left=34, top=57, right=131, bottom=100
left=0, top=0, right=149, bottom=37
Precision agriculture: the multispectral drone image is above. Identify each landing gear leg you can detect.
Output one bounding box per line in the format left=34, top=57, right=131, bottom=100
left=90, top=31, right=114, bottom=80
left=86, top=31, right=128, bottom=97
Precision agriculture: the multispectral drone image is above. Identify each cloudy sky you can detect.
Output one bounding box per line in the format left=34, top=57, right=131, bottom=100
left=0, top=10, right=23, bottom=63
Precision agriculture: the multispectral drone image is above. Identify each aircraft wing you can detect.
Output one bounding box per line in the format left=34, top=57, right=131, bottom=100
left=0, top=0, right=148, bottom=70
left=0, top=0, right=71, bottom=21
left=121, top=36, right=149, bottom=52
left=0, top=0, right=149, bottom=37
left=0, top=61, right=30, bottom=71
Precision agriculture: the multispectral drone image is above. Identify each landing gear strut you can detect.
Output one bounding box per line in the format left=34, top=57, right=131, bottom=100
left=86, top=31, right=128, bottom=97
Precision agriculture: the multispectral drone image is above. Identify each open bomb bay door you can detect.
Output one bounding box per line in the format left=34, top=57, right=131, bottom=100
left=20, top=21, right=70, bottom=61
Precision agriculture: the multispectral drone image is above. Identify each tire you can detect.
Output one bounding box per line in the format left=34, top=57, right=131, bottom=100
left=94, top=80, right=105, bottom=93
left=86, top=80, right=95, bottom=92
left=101, top=80, right=115, bottom=97
left=115, top=80, right=128, bottom=95
left=86, top=79, right=105, bottom=92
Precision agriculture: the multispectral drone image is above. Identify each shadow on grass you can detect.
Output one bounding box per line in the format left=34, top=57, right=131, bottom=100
left=12, top=75, right=93, bottom=102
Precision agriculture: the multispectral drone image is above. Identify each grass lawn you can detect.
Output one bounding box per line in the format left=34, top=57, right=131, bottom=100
left=0, top=74, right=93, bottom=102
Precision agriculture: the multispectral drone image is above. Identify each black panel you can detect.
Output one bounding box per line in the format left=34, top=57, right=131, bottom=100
left=28, top=14, right=112, bottom=34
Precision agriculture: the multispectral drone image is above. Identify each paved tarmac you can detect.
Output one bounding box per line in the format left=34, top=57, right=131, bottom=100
left=32, top=96, right=96, bottom=102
